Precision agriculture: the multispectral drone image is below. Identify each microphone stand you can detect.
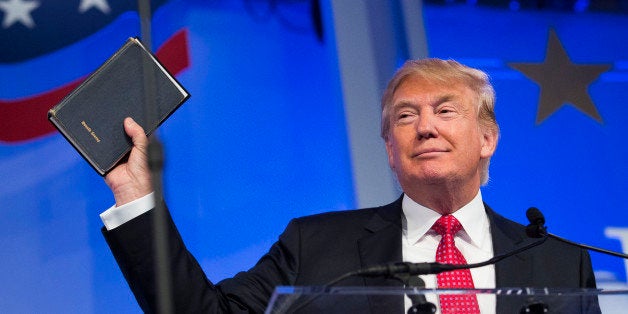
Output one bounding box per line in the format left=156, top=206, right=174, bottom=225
left=527, top=206, right=628, bottom=258
left=395, top=274, right=436, bottom=314
left=137, top=0, right=173, bottom=313
left=548, top=234, right=628, bottom=259
left=329, top=235, right=548, bottom=282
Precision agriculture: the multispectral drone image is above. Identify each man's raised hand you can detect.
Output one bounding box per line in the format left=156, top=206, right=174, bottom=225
left=104, top=117, right=153, bottom=206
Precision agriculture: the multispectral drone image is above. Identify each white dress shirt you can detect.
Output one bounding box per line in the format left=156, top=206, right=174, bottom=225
left=402, top=191, right=496, bottom=314
left=100, top=192, right=155, bottom=230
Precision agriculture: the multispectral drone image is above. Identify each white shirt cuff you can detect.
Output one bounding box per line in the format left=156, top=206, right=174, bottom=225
left=100, top=192, right=156, bottom=231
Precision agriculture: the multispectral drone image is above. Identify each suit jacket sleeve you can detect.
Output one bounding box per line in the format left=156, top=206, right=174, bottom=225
left=102, top=203, right=301, bottom=313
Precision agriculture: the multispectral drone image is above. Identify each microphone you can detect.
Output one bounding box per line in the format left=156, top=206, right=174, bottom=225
left=525, top=207, right=628, bottom=259
left=348, top=261, right=455, bottom=278
left=525, top=207, right=547, bottom=238
left=326, top=212, right=549, bottom=286
left=348, top=239, right=548, bottom=279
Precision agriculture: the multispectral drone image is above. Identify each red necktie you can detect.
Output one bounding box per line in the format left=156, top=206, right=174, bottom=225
left=432, top=215, right=480, bottom=314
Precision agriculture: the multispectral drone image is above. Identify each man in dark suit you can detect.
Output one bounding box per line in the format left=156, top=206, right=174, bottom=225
left=101, top=59, right=597, bottom=313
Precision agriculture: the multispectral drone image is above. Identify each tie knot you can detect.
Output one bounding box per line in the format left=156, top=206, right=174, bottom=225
left=432, top=215, right=462, bottom=236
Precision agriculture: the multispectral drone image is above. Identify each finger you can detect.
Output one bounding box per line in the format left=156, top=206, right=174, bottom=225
left=123, top=117, right=148, bottom=149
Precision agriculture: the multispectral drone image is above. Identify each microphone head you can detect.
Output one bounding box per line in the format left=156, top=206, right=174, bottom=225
left=526, top=207, right=545, bottom=225
left=525, top=207, right=547, bottom=238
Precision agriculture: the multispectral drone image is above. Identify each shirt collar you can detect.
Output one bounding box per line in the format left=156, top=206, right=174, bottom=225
left=402, top=191, right=489, bottom=248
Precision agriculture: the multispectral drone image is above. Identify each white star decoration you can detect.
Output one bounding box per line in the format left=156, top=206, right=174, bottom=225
left=0, top=0, right=111, bottom=29
left=0, top=0, right=40, bottom=29
left=78, top=0, right=110, bottom=14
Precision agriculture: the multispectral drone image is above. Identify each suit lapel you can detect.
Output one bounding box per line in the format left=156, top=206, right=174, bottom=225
left=357, top=196, right=405, bottom=314
left=486, top=204, right=532, bottom=286
left=486, top=204, right=535, bottom=313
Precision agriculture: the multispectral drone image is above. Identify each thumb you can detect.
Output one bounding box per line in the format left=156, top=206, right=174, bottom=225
left=124, top=117, right=148, bottom=149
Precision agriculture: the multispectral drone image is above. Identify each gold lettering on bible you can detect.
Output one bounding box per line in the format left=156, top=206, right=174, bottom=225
left=81, top=120, right=101, bottom=143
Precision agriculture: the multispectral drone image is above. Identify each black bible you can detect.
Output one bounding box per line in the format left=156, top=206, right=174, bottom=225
left=48, top=37, right=190, bottom=176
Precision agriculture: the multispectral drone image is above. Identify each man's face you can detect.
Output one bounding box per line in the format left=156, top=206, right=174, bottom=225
left=385, top=75, right=497, bottom=193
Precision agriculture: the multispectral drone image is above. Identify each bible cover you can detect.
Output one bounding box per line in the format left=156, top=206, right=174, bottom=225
left=48, top=37, right=190, bottom=176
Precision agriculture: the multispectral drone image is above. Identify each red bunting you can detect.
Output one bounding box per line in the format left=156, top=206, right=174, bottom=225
left=0, top=28, right=190, bottom=144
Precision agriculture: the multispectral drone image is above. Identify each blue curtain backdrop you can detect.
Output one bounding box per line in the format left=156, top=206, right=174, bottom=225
left=1, top=0, right=627, bottom=312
